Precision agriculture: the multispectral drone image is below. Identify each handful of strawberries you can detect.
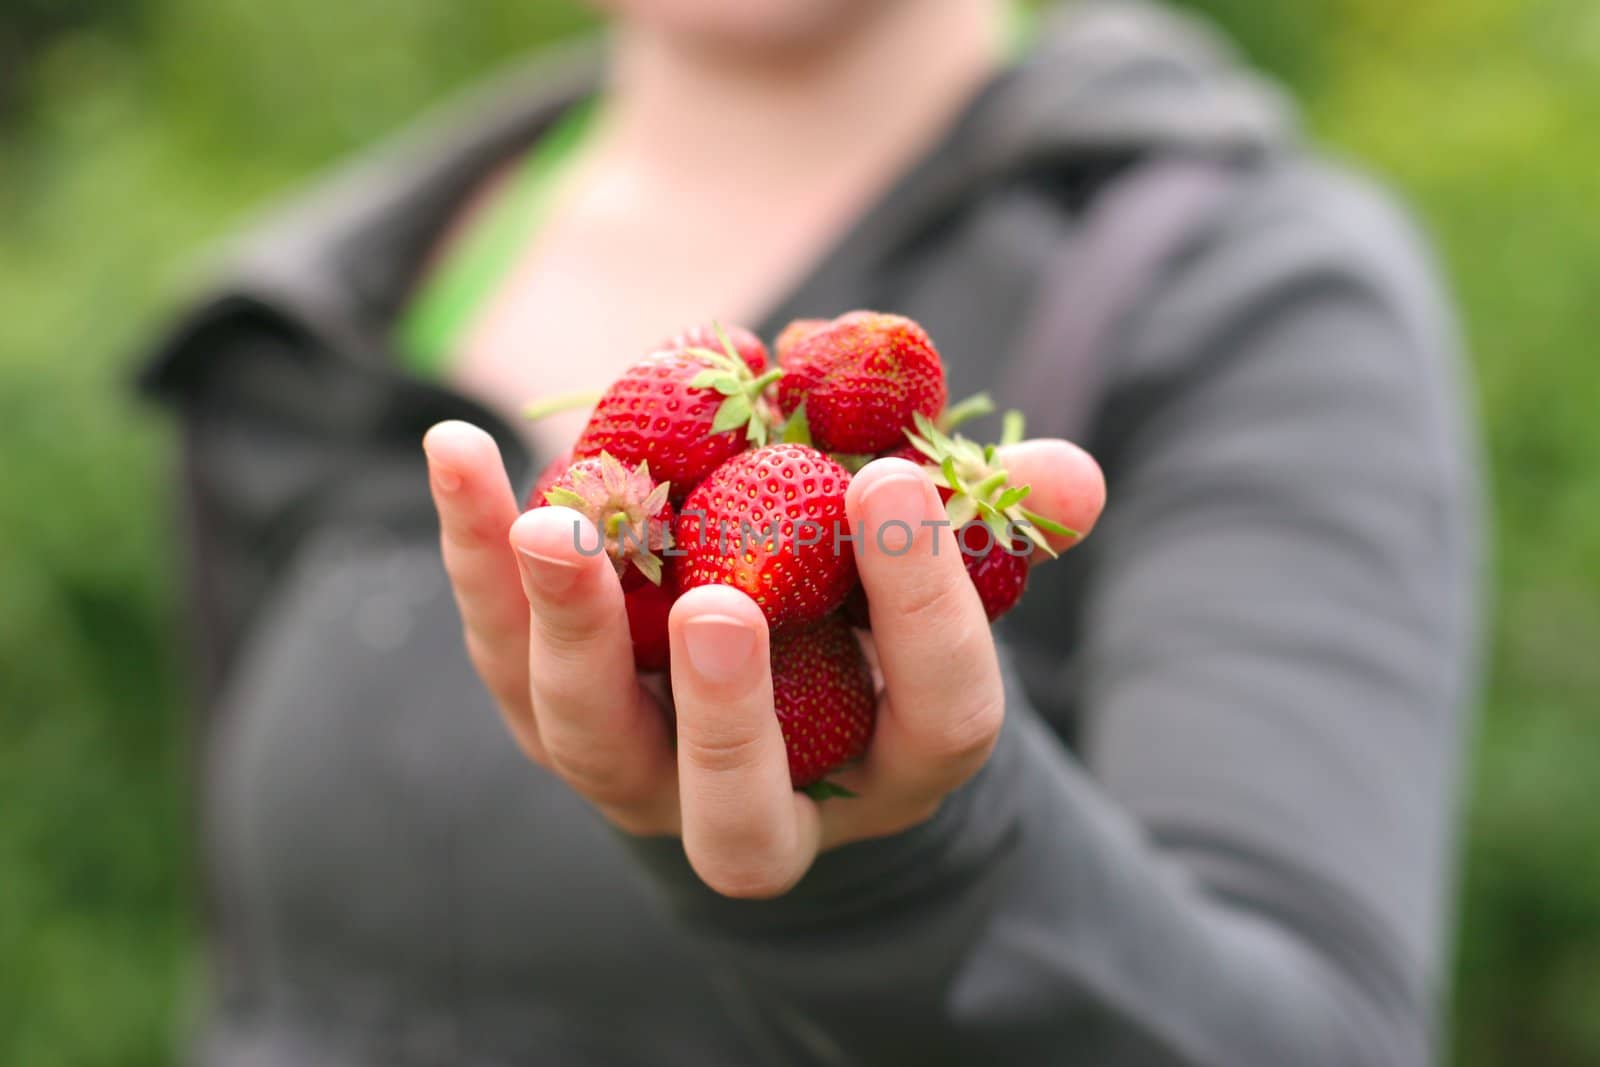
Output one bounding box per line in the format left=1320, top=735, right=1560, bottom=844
left=524, top=312, right=1071, bottom=795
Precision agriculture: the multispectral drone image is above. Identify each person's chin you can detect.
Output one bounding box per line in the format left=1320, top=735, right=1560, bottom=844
left=606, top=0, right=876, bottom=54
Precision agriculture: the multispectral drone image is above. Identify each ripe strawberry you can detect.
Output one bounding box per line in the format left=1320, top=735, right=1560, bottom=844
left=872, top=442, right=936, bottom=470
left=677, top=443, right=858, bottom=633
left=770, top=613, right=876, bottom=789
left=903, top=412, right=1074, bottom=558
left=862, top=391, right=993, bottom=478
left=776, top=310, right=947, bottom=454
left=624, top=575, right=675, bottom=672
left=900, top=412, right=1077, bottom=619
left=536, top=452, right=673, bottom=591
left=573, top=341, right=780, bottom=499
left=665, top=322, right=768, bottom=376
left=958, top=522, right=1031, bottom=621
left=774, top=318, right=827, bottom=362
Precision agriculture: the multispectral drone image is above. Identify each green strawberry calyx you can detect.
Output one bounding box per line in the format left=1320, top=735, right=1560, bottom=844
left=541, top=451, right=673, bottom=586
left=780, top=402, right=813, bottom=445
left=685, top=321, right=783, bottom=448
left=904, top=411, right=1077, bottom=558
left=801, top=779, right=858, bottom=801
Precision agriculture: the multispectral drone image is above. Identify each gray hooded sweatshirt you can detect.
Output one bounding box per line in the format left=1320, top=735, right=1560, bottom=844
left=140, top=3, right=1480, bottom=1064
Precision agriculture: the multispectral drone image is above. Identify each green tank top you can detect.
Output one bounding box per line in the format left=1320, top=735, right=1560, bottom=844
left=395, top=98, right=598, bottom=376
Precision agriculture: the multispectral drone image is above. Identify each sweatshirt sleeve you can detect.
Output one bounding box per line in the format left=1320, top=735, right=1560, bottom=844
left=625, top=160, right=1481, bottom=1067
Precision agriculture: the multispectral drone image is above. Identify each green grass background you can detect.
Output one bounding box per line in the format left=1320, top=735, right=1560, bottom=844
left=1, top=1, right=1597, bottom=1063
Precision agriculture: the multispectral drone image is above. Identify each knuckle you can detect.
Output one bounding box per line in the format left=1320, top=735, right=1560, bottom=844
left=532, top=606, right=607, bottom=663
left=682, top=800, right=802, bottom=899
left=926, top=691, right=1005, bottom=766
left=440, top=510, right=499, bottom=556
left=528, top=658, right=593, bottom=712
left=887, top=569, right=971, bottom=632
left=678, top=727, right=766, bottom=777
left=548, top=741, right=658, bottom=811
left=529, top=639, right=623, bottom=713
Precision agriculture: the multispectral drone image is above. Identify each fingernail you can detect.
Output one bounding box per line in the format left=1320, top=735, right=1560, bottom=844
left=861, top=472, right=933, bottom=528
left=516, top=545, right=581, bottom=597
left=682, top=615, right=758, bottom=685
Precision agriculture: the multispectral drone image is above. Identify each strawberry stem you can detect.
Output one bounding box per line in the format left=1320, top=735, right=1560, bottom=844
left=523, top=391, right=603, bottom=421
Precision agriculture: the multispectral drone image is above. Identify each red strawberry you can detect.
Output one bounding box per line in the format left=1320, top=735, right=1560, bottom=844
left=900, top=411, right=1078, bottom=621
left=774, top=318, right=827, bottom=363
left=903, top=412, right=1074, bottom=558
left=535, top=452, right=674, bottom=591
left=665, top=322, right=769, bottom=376
left=873, top=442, right=938, bottom=471
left=776, top=311, right=947, bottom=454
left=624, top=575, right=675, bottom=672
left=770, top=613, right=876, bottom=789
left=573, top=344, right=780, bottom=499
left=865, top=391, right=992, bottom=487
left=677, top=443, right=858, bottom=633
left=958, top=522, right=1031, bottom=621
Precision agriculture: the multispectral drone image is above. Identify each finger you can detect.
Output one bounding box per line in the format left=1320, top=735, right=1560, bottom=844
left=511, top=506, right=677, bottom=831
left=423, top=421, right=541, bottom=756
left=669, top=585, right=821, bottom=898
left=995, top=438, right=1107, bottom=562
left=843, top=459, right=1005, bottom=799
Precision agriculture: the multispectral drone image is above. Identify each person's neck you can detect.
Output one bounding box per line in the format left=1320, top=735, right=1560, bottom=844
left=598, top=1, right=1008, bottom=187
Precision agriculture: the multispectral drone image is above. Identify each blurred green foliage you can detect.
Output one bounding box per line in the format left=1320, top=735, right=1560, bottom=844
left=1, top=1, right=1596, bottom=1064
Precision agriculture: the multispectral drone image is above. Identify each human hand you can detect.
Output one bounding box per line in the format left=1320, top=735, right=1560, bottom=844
left=422, top=420, right=1104, bottom=898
